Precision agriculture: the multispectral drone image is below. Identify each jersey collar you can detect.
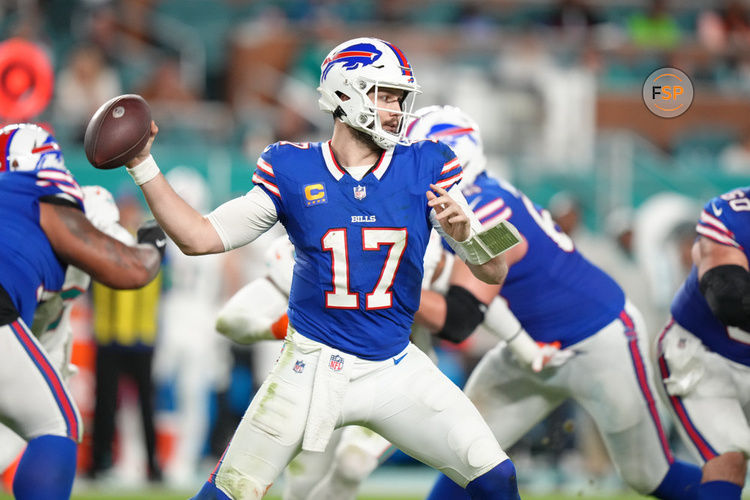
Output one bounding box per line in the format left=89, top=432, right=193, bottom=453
left=322, top=141, right=394, bottom=181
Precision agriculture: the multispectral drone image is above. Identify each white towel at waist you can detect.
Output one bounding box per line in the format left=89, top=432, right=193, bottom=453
left=291, top=330, right=354, bottom=452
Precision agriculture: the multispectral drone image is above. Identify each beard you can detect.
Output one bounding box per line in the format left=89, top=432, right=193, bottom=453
left=350, top=124, right=384, bottom=152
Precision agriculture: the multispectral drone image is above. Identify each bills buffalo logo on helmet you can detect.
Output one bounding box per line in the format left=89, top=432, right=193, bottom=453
left=321, top=42, right=383, bottom=80
left=426, top=123, right=479, bottom=150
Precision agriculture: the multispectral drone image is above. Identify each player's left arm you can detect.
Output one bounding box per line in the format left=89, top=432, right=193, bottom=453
left=695, top=236, right=750, bottom=330
left=427, top=184, right=519, bottom=284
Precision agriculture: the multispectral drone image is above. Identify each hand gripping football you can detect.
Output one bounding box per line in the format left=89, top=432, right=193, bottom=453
left=84, top=94, right=151, bottom=169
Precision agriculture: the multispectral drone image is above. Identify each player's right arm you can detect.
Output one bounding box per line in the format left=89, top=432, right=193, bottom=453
left=125, top=122, right=278, bottom=256
left=123, top=123, right=223, bottom=255
left=40, top=203, right=160, bottom=289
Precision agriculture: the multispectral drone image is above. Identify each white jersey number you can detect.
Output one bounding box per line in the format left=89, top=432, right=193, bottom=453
left=721, top=189, right=750, bottom=212
left=322, top=228, right=407, bottom=310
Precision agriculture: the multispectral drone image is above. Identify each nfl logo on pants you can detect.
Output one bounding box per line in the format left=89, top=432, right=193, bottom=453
left=329, top=354, right=344, bottom=372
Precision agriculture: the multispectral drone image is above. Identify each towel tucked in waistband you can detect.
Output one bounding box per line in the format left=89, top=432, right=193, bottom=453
left=302, top=342, right=353, bottom=452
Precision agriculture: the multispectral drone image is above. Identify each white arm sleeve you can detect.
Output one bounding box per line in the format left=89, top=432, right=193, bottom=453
left=206, top=187, right=279, bottom=251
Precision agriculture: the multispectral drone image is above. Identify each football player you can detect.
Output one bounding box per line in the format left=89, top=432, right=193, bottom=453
left=115, top=37, right=525, bottom=500
left=0, top=184, right=134, bottom=490
left=0, top=123, right=163, bottom=499
left=405, top=106, right=701, bottom=500
left=656, top=187, right=750, bottom=499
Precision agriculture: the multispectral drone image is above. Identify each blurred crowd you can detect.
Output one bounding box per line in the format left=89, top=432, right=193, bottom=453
left=3, top=0, right=750, bottom=166
left=2, top=0, right=750, bottom=495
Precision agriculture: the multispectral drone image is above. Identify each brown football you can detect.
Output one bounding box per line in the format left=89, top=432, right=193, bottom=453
left=84, top=94, right=151, bottom=169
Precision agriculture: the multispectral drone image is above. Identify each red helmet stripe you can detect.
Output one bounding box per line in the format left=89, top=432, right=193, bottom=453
left=384, top=42, right=412, bottom=76
left=31, top=143, right=59, bottom=155
left=0, top=128, right=18, bottom=172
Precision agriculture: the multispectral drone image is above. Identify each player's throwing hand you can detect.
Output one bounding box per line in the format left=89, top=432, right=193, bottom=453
left=427, top=184, right=470, bottom=242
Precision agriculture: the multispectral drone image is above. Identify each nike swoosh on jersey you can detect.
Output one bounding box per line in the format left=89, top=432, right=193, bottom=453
left=711, top=202, right=723, bottom=217
left=155, top=239, right=166, bottom=248
left=393, top=353, right=408, bottom=365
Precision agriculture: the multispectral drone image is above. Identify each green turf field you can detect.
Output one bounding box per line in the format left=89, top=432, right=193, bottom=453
left=0, top=491, right=646, bottom=500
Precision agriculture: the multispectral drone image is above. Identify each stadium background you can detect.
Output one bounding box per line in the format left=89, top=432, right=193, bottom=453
left=2, top=0, right=750, bottom=498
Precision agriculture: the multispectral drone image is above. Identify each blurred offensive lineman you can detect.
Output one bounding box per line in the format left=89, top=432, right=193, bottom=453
left=656, top=187, right=750, bottom=500
left=113, top=37, right=525, bottom=500
left=0, top=124, right=163, bottom=499
left=408, top=106, right=701, bottom=500
left=0, top=185, right=134, bottom=484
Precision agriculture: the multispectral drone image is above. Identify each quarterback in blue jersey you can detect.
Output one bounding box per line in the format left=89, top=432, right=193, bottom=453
left=656, top=187, right=750, bottom=500
left=399, top=106, right=700, bottom=500
left=0, top=124, right=163, bottom=500
left=117, top=37, right=524, bottom=500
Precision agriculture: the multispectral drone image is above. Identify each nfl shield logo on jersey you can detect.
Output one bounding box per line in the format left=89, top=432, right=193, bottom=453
left=353, top=185, right=366, bottom=200
left=293, top=359, right=305, bottom=374
left=329, top=354, right=344, bottom=372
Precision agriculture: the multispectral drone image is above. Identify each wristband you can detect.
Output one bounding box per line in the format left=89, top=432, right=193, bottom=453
left=126, top=155, right=160, bottom=186
left=458, top=220, right=522, bottom=265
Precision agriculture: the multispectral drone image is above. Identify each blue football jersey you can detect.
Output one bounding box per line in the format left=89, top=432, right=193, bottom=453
left=671, top=187, right=750, bottom=366
left=0, top=168, right=85, bottom=326
left=464, top=173, right=625, bottom=347
left=252, top=140, right=463, bottom=360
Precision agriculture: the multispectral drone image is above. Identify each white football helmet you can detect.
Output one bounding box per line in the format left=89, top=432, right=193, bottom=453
left=0, top=123, right=65, bottom=172
left=406, top=105, right=487, bottom=185
left=318, top=37, right=421, bottom=149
